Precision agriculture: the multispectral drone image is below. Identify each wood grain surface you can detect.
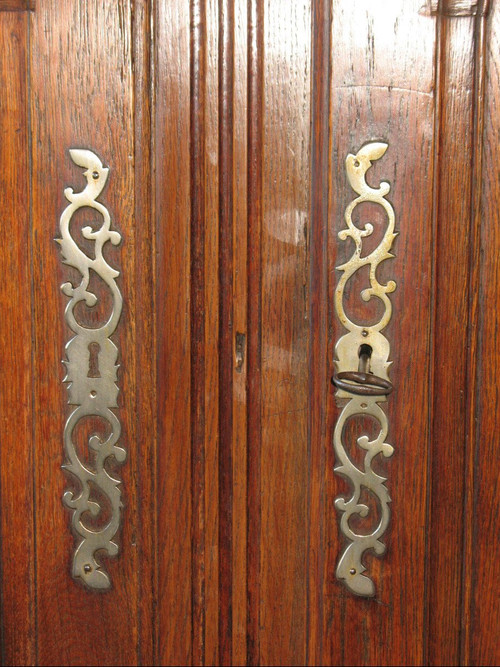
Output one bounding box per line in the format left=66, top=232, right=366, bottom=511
left=0, top=11, right=34, bottom=666
left=325, top=2, right=435, bottom=664
left=155, top=0, right=192, bottom=663
left=0, top=0, right=34, bottom=11
left=257, top=1, right=311, bottom=664
left=427, top=10, right=476, bottom=666
left=29, top=0, right=154, bottom=663
left=0, top=0, right=498, bottom=664
left=467, top=2, right=500, bottom=664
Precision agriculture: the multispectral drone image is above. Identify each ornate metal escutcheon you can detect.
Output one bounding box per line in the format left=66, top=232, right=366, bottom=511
left=57, top=149, right=124, bottom=590
left=332, top=141, right=396, bottom=597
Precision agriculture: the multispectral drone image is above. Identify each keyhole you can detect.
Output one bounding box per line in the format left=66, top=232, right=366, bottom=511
left=358, top=344, right=372, bottom=374
left=87, top=342, right=101, bottom=378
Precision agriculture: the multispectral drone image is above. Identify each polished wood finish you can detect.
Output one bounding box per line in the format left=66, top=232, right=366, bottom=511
left=0, top=0, right=34, bottom=11
left=28, top=0, right=155, bottom=663
left=468, top=2, right=500, bottom=663
left=427, top=6, right=486, bottom=665
left=326, top=3, right=434, bottom=664
left=0, top=0, right=498, bottom=664
left=0, top=11, right=34, bottom=665
left=155, top=1, right=192, bottom=663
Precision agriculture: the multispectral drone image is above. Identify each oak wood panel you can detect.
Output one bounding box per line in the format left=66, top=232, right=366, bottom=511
left=469, top=3, right=500, bottom=664
left=323, top=2, right=436, bottom=664
left=1, top=1, right=499, bottom=664
left=0, top=12, right=35, bottom=665
left=427, top=12, right=476, bottom=666
left=246, top=0, right=264, bottom=663
left=190, top=1, right=209, bottom=663
left=132, top=0, right=156, bottom=662
left=307, top=1, right=331, bottom=664
left=204, top=0, right=221, bottom=662
left=155, top=0, right=192, bottom=664
left=30, top=1, right=142, bottom=663
left=256, top=2, right=312, bottom=665
left=218, top=1, right=232, bottom=664
left=0, top=0, right=33, bottom=11
left=231, top=1, right=249, bottom=663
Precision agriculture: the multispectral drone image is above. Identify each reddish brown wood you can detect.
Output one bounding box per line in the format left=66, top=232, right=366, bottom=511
left=204, top=2, right=221, bottom=665
left=246, top=0, right=264, bottom=664
left=231, top=2, right=249, bottom=664
left=155, top=0, right=192, bottom=664
left=30, top=0, right=145, bottom=663
left=255, top=3, right=311, bottom=665
left=190, top=2, right=208, bottom=664
left=467, top=3, right=500, bottom=664
left=218, top=0, right=234, bottom=664
left=426, top=12, right=476, bottom=666
left=0, top=12, right=35, bottom=666
left=323, top=2, right=436, bottom=664
left=307, top=1, right=331, bottom=664
left=0, top=0, right=34, bottom=11
left=132, top=0, right=156, bottom=663
left=1, top=1, right=499, bottom=664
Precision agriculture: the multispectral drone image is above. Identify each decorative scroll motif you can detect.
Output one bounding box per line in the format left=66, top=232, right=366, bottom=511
left=57, top=149, right=124, bottom=590
left=333, top=142, right=396, bottom=597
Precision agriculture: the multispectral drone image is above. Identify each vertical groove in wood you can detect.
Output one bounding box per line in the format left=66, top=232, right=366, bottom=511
left=219, top=0, right=234, bottom=663
left=28, top=12, right=37, bottom=664
left=132, top=0, right=156, bottom=663
left=190, top=0, right=207, bottom=663
left=461, top=3, right=487, bottom=663
left=466, top=2, right=499, bottom=665
left=203, top=0, right=220, bottom=662
left=461, top=17, right=482, bottom=665
left=462, top=6, right=489, bottom=665
left=0, top=11, right=35, bottom=665
left=231, top=1, right=248, bottom=664
left=424, top=11, right=442, bottom=664
left=246, top=0, right=263, bottom=662
left=308, top=1, right=331, bottom=664
left=426, top=10, right=477, bottom=666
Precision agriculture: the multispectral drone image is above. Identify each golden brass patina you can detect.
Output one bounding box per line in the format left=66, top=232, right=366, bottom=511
left=332, top=142, right=396, bottom=597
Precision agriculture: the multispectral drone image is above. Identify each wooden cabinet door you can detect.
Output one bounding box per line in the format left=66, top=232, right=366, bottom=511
left=0, top=0, right=498, bottom=665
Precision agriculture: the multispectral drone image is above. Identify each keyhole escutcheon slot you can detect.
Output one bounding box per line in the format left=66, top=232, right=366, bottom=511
left=87, top=342, right=101, bottom=378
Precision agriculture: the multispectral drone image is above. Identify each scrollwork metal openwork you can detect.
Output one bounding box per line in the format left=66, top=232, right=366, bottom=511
left=57, top=149, right=124, bottom=590
left=333, top=142, right=396, bottom=597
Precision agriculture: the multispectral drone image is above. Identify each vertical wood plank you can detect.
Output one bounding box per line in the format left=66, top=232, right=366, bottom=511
left=467, top=3, right=500, bottom=664
left=307, top=0, right=331, bottom=664
left=30, top=0, right=145, bottom=663
left=155, top=0, right=193, bottom=663
left=205, top=0, right=220, bottom=663
left=246, top=0, right=264, bottom=662
left=426, top=11, right=476, bottom=666
left=324, top=2, right=436, bottom=664
left=133, top=0, right=156, bottom=663
left=231, top=0, right=248, bottom=663
left=0, top=11, right=35, bottom=666
left=190, top=1, right=208, bottom=663
left=258, top=1, right=311, bottom=664
left=0, top=0, right=34, bottom=10
left=218, top=0, right=233, bottom=664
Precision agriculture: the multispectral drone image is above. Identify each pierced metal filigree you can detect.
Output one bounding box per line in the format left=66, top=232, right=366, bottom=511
left=57, top=149, right=124, bottom=590
left=333, top=142, right=396, bottom=597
